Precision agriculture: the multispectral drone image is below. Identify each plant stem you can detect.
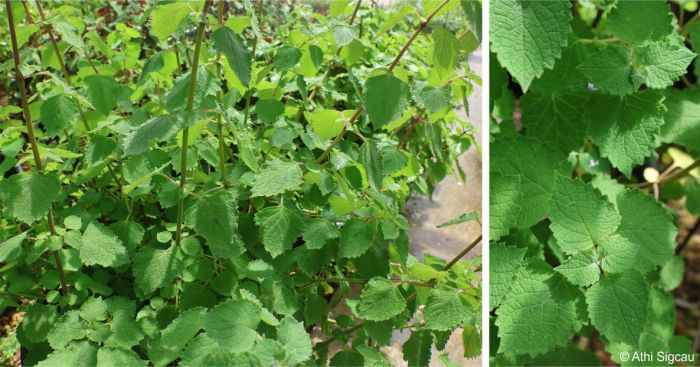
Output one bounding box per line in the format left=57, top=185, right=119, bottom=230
left=21, top=0, right=33, bottom=24
left=35, top=0, right=92, bottom=132
left=629, top=158, right=700, bottom=189
left=576, top=37, right=621, bottom=45
left=6, top=0, right=68, bottom=295
left=677, top=217, right=700, bottom=255
left=242, top=0, right=263, bottom=127
left=445, top=234, right=482, bottom=270
left=175, top=0, right=212, bottom=247
left=397, top=108, right=426, bottom=148
left=316, top=0, right=448, bottom=163
left=215, top=0, right=228, bottom=185
left=388, top=0, right=449, bottom=71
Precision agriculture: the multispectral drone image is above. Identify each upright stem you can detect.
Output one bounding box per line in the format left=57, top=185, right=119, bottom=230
left=6, top=0, right=68, bottom=295
left=316, top=0, right=449, bottom=163
left=215, top=0, right=228, bottom=185
left=35, top=0, right=92, bottom=132
left=175, top=0, right=212, bottom=246
left=445, top=234, right=481, bottom=270
left=242, top=0, right=262, bottom=128
left=387, top=0, right=449, bottom=72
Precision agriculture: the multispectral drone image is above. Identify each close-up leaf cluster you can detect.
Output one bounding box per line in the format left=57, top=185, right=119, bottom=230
left=490, top=0, right=700, bottom=366
left=0, top=0, right=481, bottom=366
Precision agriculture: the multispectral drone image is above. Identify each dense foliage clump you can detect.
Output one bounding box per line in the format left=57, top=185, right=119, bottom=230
left=0, top=0, right=480, bottom=365
left=490, top=0, right=699, bottom=365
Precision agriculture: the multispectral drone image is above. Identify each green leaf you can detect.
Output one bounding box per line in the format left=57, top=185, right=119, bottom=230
left=251, top=159, right=303, bottom=197
left=585, top=91, right=665, bottom=177
left=578, top=45, right=635, bottom=96
left=0, top=172, right=60, bottom=224
left=587, top=271, right=650, bottom=346
left=20, top=304, right=56, bottom=343
left=301, top=219, right=339, bottom=250
left=157, top=307, right=206, bottom=356
left=461, top=0, right=482, bottom=41
left=490, top=0, right=572, bottom=90
left=255, top=99, right=284, bottom=123
left=47, top=311, right=85, bottom=349
left=495, top=259, right=586, bottom=356
left=606, top=1, right=674, bottom=44
left=254, top=204, right=303, bottom=258
left=96, top=348, right=147, bottom=367
left=660, top=89, right=700, bottom=151
left=84, top=136, right=116, bottom=168
left=105, top=310, right=144, bottom=349
left=0, top=231, right=27, bottom=262
left=330, top=351, right=364, bottom=366
left=437, top=211, right=480, bottom=228
left=123, top=115, right=180, bottom=157
left=631, top=41, right=695, bottom=90
left=357, top=277, right=406, bottom=321
left=109, top=220, right=144, bottom=254
left=139, top=52, right=165, bottom=84
left=79, top=297, right=108, bottom=322
left=83, top=75, right=120, bottom=115
left=40, top=94, right=78, bottom=136
left=598, top=234, right=637, bottom=274
left=185, top=189, right=244, bottom=258
left=359, top=140, right=384, bottom=190
left=489, top=243, right=526, bottom=309
left=339, top=219, right=375, bottom=258
left=165, top=67, right=218, bottom=112
left=212, top=26, right=252, bottom=87
left=432, top=27, right=460, bottom=75
left=36, top=342, right=97, bottom=367
left=418, top=85, right=452, bottom=114
left=548, top=175, right=620, bottom=254
left=305, top=109, right=344, bottom=140
left=274, top=45, right=302, bottom=71
left=205, top=300, right=260, bottom=353
left=554, top=249, right=601, bottom=288
left=303, top=293, right=327, bottom=325
left=659, top=256, right=684, bottom=291
left=490, top=135, right=568, bottom=228
left=402, top=331, right=432, bottom=367
left=334, top=26, right=356, bottom=47
left=80, top=221, right=128, bottom=267
left=277, top=316, right=313, bottom=365
left=150, top=2, right=192, bottom=42
left=364, top=73, right=411, bottom=127
left=180, top=334, right=219, bottom=366
left=489, top=172, right=521, bottom=241
left=462, top=324, right=481, bottom=358
left=132, top=246, right=184, bottom=294
left=519, top=92, right=589, bottom=153
left=329, top=0, right=351, bottom=17
left=616, top=189, right=677, bottom=271
left=424, top=286, right=473, bottom=331
left=530, top=41, right=589, bottom=95
left=52, top=21, right=86, bottom=55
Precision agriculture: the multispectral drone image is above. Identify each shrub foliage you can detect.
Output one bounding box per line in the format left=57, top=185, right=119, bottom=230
left=0, top=0, right=480, bottom=366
